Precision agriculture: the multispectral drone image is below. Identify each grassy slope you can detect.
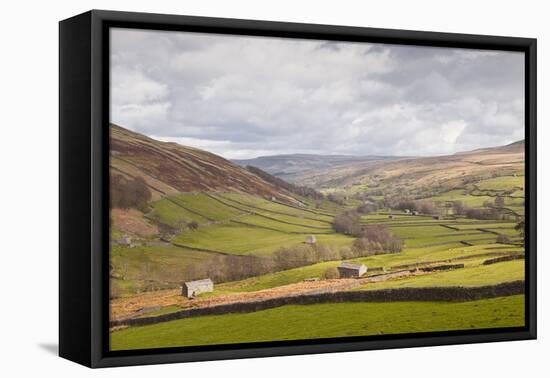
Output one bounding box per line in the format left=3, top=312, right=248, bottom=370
left=110, top=245, right=214, bottom=295
left=219, top=192, right=335, bottom=221
left=150, top=198, right=209, bottom=227
left=110, top=295, right=524, bottom=350
left=477, top=175, right=524, bottom=191
left=359, top=260, right=524, bottom=290
left=112, top=188, right=522, bottom=295
left=173, top=223, right=352, bottom=255
left=211, top=244, right=522, bottom=294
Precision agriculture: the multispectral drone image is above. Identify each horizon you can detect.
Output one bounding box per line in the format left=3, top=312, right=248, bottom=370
left=153, top=134, right=524, bottom=161
left=112, top=123, right=523, bottom=161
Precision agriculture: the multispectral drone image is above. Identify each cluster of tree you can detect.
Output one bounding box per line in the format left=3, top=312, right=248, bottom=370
left=451, top=200, right=510, bottom=221
left=352, top=224, right=403, bottom=255
left=110, top=174, right=152, bottom=211
left=245, top=166, right=324, bottom=200
left=392, top=198, right=440, bottom=215
left=496, top=234, right=511, bottom=244
left=333, top=209, right=403, bottom=254
left=273, top=244, right=341, bottom=271
left=182, top=254, right=275, bottom=283
left=515, top=219, right=525, bottom=242
left=332, top=211, right=362, bottom=236
left=326, top=193, right=346, bottom=205
left=482, top=196, right=505, bottom=208
left=463, top=207, right=501, bottom=220
left=355, top=202, right=380, bottom=214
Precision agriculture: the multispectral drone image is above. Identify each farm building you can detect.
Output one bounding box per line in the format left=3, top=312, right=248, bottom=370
left=404, top=209, right=411, bottom=214
left=412, top=211, right=419, bottom=216
left=181, top=278, right=214, bottom=298
left=432, top=215, right=442, bottom=220
left=337, top=262, right=367, bottom=278
left=305, top=235, right=317, bottom=244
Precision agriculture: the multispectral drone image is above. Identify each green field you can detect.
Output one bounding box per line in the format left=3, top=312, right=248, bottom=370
left=207, top=244, right=522, bottom=294
left=233, top=214, right=332, bottom=233
left=169, top=193, right=246, bottom=221
left=359, top=260, right=524, bottom=290
left=110, top=295, right=524, bottom=350
left=150, top=198, right=209, bottom=227
left=218, top=193, right=335, bottom=221
left=477, top=175, right=524, bottom=191
left=109, top=122, right=527, bottom=351
left=110, top=244, right=215, bottom=296
left=112, top=188, right=523, bottom=297
left=173, top=223, right=352, bottom=255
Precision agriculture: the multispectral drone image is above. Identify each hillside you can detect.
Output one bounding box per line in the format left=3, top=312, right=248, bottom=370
left=290, top=141, right=525, bottom=198
left=233, top=154, right=402, bottom=183
left=110, top=124, right=299, bottom=204
left=109, top=125, right=525, bottom=343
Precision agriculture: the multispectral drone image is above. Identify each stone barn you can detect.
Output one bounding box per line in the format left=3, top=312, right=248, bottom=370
left=433, top=215, right=442, bottom=220
left=305, top=235, right=317, bottom=244
left=181, top=278, right=214, bottom=298
left=337, top=262, right=367, bottom=278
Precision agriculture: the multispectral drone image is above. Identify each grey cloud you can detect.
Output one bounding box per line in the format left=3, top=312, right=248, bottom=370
left=110, top=28, right=524, bottom=159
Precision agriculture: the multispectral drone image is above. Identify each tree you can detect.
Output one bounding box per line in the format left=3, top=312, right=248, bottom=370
left=356, top=203, right=378, bottom=214
left=323, top=266, right=340, bottom=279
left=188, top=221, right=199, bottom=230
left=416, top=200, right=438, bottom=215
left=494, top=195, right=505, bottom=208
left=496, top=234, right=511, bottom=244
left=453, top=201, right=465, bottom=215
left=332, top=211, right=362, bottom=236
left=361, top=224, right=403, bottom=254
left=327, top=193, right=345, bottom=205
left=515, top=219, right=525, bottom=243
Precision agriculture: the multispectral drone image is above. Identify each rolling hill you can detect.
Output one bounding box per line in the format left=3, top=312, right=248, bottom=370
left=233, top=154, right=403, bottom=183
left=110, top=124, right=299, bottom=204
left=283, top=141, right=525, bottom=197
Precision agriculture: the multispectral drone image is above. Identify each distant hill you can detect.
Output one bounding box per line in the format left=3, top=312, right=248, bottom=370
left=110, top=124, right=300, bottom=204
left=454, top=140, right=525, bottom=155
left=289, top=141, right=525, bottom=195
left=233, top=154, right=403, bottom=182
left=244, top=165, right=324, bottom=200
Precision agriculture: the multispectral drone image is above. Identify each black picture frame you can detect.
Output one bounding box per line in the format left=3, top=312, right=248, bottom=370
left=59, top=9, right=537, bottom=368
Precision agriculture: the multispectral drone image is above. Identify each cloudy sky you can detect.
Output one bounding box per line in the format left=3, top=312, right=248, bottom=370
left=110, top=28, right=525, bottom=159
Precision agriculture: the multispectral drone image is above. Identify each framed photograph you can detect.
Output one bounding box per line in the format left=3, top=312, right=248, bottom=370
left=59, top=10, right=537, bottom=368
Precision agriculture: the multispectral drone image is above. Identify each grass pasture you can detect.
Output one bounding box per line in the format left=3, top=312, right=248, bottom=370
left=477, top=175, right=524, bottom=191
left=218, top=192, right=335, bottom=221
left=208, top=243, right=522, bottom=294
left=110, top=244, right=215, bottom=296
left=359, top=259, right=524, bottom=291
left=173, top=223, right=352, bottom=256
left=168, top=193, right=246, bottom=221
left=110, top=295, right=525, bottom=350
left=150, top=198, right=209, bottom=227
